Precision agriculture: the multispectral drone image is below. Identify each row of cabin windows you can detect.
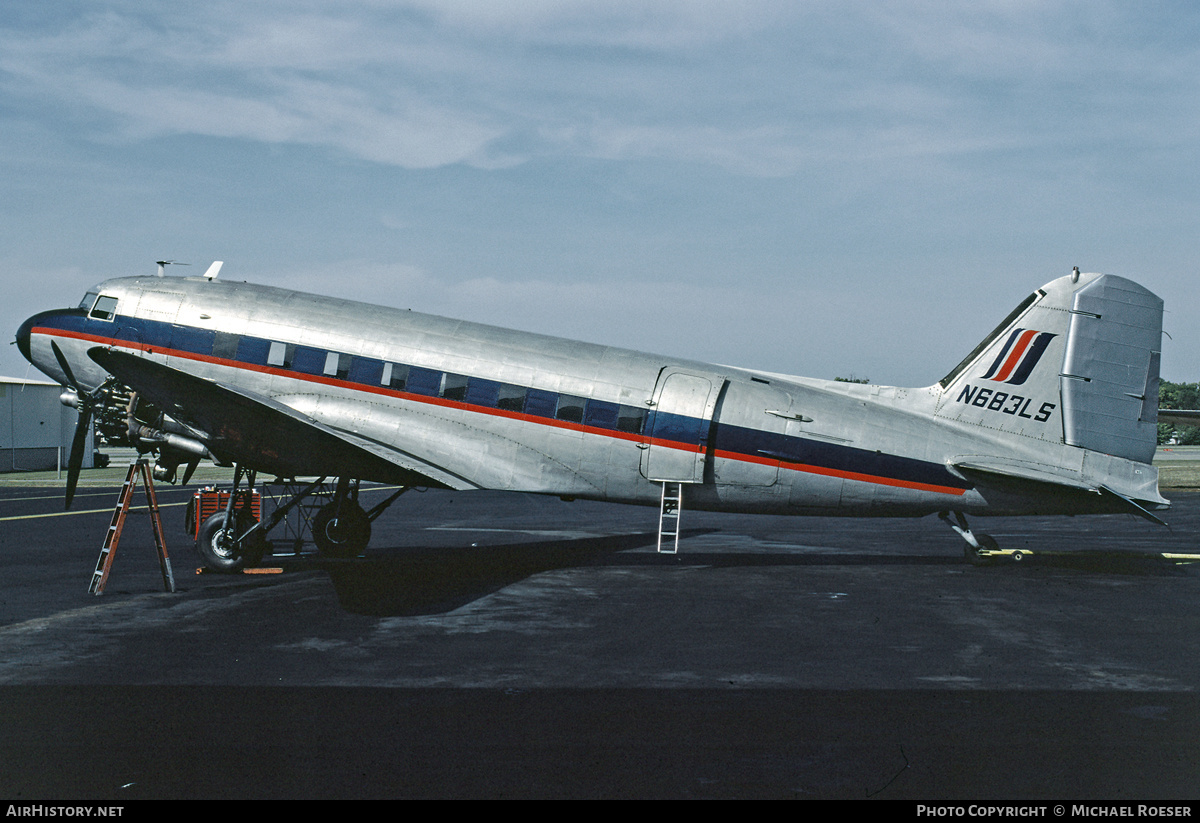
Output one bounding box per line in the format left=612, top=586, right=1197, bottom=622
left=80, top=308, right=649, bottom=435
left=242, top=334, right=646, bottom=434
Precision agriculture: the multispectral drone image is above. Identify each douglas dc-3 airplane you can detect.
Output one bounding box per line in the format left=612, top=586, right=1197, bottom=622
left=15, top=263, right=1168, bottom=571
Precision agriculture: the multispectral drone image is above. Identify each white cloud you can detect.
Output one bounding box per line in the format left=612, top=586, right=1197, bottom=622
left=4, top=2, right=1200, bottom=385
left=5, top=1, right=1198, bottom=178
left=260, top=258, right=959, bottom=385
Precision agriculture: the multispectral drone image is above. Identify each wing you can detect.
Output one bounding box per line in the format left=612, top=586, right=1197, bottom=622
left=88, top=347, right=471, bottom=488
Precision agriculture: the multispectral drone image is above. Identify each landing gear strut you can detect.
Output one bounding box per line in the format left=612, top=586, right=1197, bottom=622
left=197, top=508, right=266, bottom=572
left=193, top=468, right=411, bottom=571
left=939, top=510, right=1003, bottom=566
left=194, top=464, right=267, bottom=572
left=311, top=477, right=371, bottom=558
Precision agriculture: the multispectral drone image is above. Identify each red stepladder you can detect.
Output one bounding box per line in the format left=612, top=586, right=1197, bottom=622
left=88, top=460, right=175, bottom=595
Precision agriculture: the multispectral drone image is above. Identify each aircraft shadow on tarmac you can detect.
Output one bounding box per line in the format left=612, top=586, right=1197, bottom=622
left=313, top=528, right=1193, bottom=616
left=321, top=530, right=671, bottom=615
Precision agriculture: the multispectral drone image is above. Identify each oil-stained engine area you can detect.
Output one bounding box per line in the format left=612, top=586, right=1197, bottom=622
left=60, top=377, right=214, bottom=483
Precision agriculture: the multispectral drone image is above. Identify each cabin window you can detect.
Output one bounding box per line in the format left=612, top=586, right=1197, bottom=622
left=212, top=332, right=240, bottom=360
left=170, top=325, right=214, bottom=356
left=584, top=400, right=620, bottom=429
left=496, top=384, right=526, bottom=412
left=267, top=342, right=290, bottom=368
left=617, top=406, right=648, bottom=434
left=381, top=362, right=409, bottom=390
left=323, top=352, right=352, bottom=379
left=440, top=373, right=469, bottom=401
left=89, top=295, right=119, bottom=321
left=78, top=292, right=99, bottom=310
left=140, top=322, right=172, bottom=349
left=556, top=395, right=586, bottom=424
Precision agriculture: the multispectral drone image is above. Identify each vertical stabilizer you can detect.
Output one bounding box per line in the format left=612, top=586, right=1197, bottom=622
left=935, top=271, right=1163, bottom=464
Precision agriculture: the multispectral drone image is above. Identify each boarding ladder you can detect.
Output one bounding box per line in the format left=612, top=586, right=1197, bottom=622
left=657, top=482, right=683, bottom=554
left=88, top=460, right=175, bottom=595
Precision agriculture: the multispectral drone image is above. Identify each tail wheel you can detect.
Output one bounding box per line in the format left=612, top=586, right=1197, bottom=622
left=312, top=502, right=371, bottom=558
left=963, top=533, right=1000, bottom=567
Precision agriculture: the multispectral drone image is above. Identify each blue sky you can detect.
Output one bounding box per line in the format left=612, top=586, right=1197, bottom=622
left=3, top=1, right=1199, bottom=386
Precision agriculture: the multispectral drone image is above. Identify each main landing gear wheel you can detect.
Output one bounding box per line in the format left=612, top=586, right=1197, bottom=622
left=197, top=511, right=267, bottom=573
left=312, top=501, right=371, bottom=558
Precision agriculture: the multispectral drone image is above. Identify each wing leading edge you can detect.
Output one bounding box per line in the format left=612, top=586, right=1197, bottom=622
left=88, top=347, right=471, bottom=489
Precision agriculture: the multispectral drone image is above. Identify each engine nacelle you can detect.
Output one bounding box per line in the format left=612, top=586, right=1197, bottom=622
left=59, top=378, right=212, bottom=482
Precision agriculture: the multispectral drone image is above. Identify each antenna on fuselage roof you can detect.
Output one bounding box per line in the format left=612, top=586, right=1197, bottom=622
left=203, top=261, right=223, bottom=280
left=155, top=260, right=190, bottom=277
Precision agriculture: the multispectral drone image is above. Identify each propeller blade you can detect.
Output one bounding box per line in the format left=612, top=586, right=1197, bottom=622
left=181, top=457, right=200, bottom=486
left=50, top=340, right=79, bottom=389
left=64, top=406, right=92, bottom=510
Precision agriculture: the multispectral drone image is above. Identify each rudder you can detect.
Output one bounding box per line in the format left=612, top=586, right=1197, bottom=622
left=1059, top=274, right=1162, bottom=464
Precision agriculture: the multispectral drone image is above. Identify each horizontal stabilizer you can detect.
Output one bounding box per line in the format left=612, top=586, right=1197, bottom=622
left=952, top=456, right=1168, bottom=525
left=1099, top=485, right=1169, bottom=527
left=1158, top=409, right=1200, bottom=427
left=952, top=458, right=1094, bottom=493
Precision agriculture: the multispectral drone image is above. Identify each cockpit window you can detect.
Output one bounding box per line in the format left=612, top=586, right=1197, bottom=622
left=78, top=292, right=99, bottom=310
left=89, top=295, right=119, bottom=321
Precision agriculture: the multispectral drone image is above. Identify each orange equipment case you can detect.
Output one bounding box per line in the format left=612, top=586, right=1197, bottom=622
left=189, top=487, right=262, bottom=538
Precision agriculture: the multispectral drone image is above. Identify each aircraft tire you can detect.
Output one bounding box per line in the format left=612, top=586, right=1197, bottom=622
left=197, top=512, right=248, bottom=573
left=312, top=502, right=371, bottom=558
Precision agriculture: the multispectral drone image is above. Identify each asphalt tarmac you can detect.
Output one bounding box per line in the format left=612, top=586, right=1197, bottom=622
left=1, top=479, right=1199, bottom=800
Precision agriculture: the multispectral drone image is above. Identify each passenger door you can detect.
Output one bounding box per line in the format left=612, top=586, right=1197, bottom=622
left=640, top=368, right=725, bottom=483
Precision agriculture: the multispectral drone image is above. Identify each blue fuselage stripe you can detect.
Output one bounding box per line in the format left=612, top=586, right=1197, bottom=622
left=31, top=310, right=970, bottom=495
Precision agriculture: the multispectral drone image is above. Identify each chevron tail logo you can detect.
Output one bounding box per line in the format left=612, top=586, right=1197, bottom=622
left=980, top=329, right=1057, bottom=386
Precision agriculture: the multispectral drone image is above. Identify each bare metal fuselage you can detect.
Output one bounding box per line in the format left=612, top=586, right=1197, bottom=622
left=18, top=273, right=1164, bottom=520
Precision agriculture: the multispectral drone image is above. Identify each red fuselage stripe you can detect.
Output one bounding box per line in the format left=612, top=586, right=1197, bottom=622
left=34, top=326, right=966, bottom=497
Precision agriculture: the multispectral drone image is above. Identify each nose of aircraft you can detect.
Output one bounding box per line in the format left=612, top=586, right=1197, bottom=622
left=15, top=314, right=34, bottom=363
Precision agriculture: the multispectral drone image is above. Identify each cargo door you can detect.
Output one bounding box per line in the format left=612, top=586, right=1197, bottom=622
left=640, top=368, right=725, bottom=483
left=710, top=380, right=795, bottom=487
